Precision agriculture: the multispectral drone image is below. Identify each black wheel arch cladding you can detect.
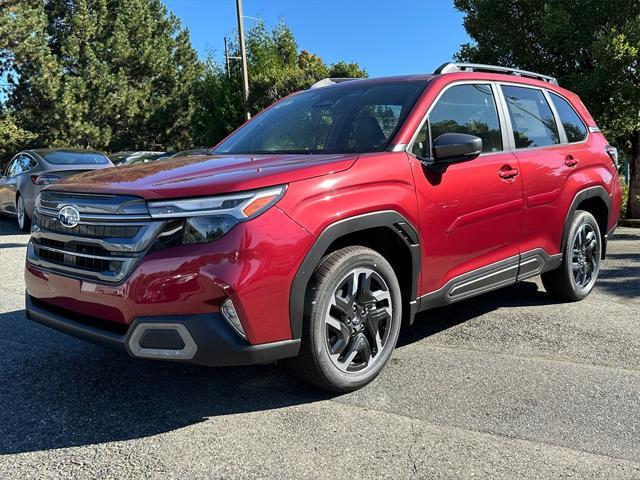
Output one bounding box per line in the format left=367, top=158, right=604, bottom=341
left=561, top=186, right=610, bottom=259
left=289, top=210, right=420, bottom=339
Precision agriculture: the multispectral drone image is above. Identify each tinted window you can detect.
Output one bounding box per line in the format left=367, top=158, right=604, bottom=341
left=8, top=156, right=23, bottom=176
left=42, top=151, right=110, bottom=165
left=549, top=92, right=587, bottom=143
left=213, top=81, right=427, bottom=154
left=502, top=86, right=560, bottom=148
left=429, top=84, right=502, bottom=153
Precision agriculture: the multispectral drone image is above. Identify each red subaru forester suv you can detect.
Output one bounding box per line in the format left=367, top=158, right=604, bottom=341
left=25, top=63, right=622, bottom=392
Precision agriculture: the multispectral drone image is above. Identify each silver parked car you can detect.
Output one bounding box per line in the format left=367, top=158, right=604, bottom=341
left=0, top=149, right=113, bottom=231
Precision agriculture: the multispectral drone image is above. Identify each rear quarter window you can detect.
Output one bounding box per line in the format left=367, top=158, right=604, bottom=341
left=549, top=92, right=588, bottom=143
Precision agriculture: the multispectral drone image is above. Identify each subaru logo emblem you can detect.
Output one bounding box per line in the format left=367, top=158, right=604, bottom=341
left=58, top=205, right=80, bottom=228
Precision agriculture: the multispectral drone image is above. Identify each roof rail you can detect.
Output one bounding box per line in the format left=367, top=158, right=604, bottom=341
left=434, top=62, right=559, bottom=86
left=309, top=78, right=357, bottom=89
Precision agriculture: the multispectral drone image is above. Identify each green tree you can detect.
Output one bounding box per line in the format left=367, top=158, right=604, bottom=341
left=0, top=0, right=202, bottom=153
left=328, top=61, right=368, bottom=79
left=454, top=0, right=640, bottom=218
left=192, top=21, right=367, bottom=146
left=0, top=113, right=36, bottom=165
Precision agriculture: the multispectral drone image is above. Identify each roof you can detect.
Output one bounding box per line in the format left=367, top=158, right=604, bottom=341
left=310, top=63, right=559, bottom=90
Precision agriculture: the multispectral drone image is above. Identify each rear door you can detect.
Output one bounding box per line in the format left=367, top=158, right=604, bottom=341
left=501, top=84, right=577, bottom=257
left=408, top=82, right=524, bottom=299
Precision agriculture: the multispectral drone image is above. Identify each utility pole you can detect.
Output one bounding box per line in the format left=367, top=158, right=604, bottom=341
left=224, top=37, right=231, bottom=79
left=236, top=0, right=251, bottom=120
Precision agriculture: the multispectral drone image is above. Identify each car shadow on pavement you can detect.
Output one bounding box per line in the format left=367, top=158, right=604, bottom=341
left=400, top=281, right=555, bottom=347
left=0, top=309, right=331, bottom=455
left=0, top=282, right=559, bottom=455
left=0, top=216, right=23, bottom=236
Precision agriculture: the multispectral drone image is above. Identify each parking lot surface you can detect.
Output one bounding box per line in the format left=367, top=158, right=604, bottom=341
left=0, top=216, right=639, bottom=479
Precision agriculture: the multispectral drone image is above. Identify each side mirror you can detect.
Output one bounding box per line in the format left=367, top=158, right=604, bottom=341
left=433, top=133, right=482, bottom=164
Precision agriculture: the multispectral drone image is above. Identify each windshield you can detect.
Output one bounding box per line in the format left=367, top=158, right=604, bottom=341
left=42, top=151, right=110, bottom=165
left=213, top=80, right=427, bottom=155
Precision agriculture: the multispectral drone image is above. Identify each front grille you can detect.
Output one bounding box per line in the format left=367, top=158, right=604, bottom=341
left=34, top=238, right=113, bottom=273
left=28, top=193, right=165, bottom=284
left=36, top=215, right=140, bottom=238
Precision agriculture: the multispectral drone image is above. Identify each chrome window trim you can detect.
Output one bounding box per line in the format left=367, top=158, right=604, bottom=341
left=405, top=79, right=594, bottom=159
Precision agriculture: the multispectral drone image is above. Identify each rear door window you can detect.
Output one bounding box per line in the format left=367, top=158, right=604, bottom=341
left=549, top=92, right=588, bottom=143
left=501, top=85, right=560, bottom=148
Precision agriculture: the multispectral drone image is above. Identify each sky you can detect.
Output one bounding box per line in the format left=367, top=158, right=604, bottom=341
left=161, top=0, right=471, bottom=77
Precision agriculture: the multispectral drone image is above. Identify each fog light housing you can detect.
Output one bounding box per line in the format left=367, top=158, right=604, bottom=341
left=221, top=298, right=246, bottom=340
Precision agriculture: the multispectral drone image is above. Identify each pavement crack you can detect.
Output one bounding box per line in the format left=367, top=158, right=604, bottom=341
left=407, top=420, right=419, bottom=478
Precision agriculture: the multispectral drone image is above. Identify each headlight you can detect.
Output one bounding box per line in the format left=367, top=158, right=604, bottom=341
left=148, top=186, right=285, bottom=219
left=148, top=186, right=286, bottom=248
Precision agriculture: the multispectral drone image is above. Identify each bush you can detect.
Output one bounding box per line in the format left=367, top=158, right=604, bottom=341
left=620, top=178, right=628, bottom=221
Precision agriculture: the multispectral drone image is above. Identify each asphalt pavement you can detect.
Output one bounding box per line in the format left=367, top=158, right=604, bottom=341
left=0, top=216, right=639, bottom=479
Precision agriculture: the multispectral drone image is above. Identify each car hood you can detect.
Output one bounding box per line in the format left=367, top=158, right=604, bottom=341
left=50, top=153, right=358, bottom=200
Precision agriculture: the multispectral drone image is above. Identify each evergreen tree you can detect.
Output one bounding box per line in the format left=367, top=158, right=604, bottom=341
left=0, top=0, right=202, bottom=153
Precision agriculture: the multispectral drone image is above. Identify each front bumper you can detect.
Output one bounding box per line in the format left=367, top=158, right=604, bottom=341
left=25, top=205, right=315, bottom=344
left=26, top=295, right=300, bottom=366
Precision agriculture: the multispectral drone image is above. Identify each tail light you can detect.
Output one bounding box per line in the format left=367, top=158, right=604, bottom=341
left=31, top=174, right=61, bottom=185
left=605, top=145, right=619, bottom=167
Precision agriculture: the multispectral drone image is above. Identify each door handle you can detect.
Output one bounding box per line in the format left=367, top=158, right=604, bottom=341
left=499, top=166, right=519, bottom=179
left=565, top=155, right=579, bottom=167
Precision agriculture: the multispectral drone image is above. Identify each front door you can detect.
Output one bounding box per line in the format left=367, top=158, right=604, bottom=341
left=408, top=82, right=523, bottom=298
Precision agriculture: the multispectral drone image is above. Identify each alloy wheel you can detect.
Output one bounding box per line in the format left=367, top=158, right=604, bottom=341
left=324, top=267, right=394, bottom=373
left=571, top=222, right=600, bottom=291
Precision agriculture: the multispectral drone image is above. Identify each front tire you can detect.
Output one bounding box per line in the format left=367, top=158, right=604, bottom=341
left=293, top=246, right=402, bottom=392
left=16, top=194, right=31, bottom=232
left=542, top=210, right=602, bottom=301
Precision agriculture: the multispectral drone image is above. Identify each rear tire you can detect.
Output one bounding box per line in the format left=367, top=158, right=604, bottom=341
left=292, top=246, right=402, bottom=392
left=16, top=194, right=31, bottom=232
left=541, top=210, right=601, bottom=301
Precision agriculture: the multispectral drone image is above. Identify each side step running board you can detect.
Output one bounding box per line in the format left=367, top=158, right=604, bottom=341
left=419, top=249, right=562, bottom=311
